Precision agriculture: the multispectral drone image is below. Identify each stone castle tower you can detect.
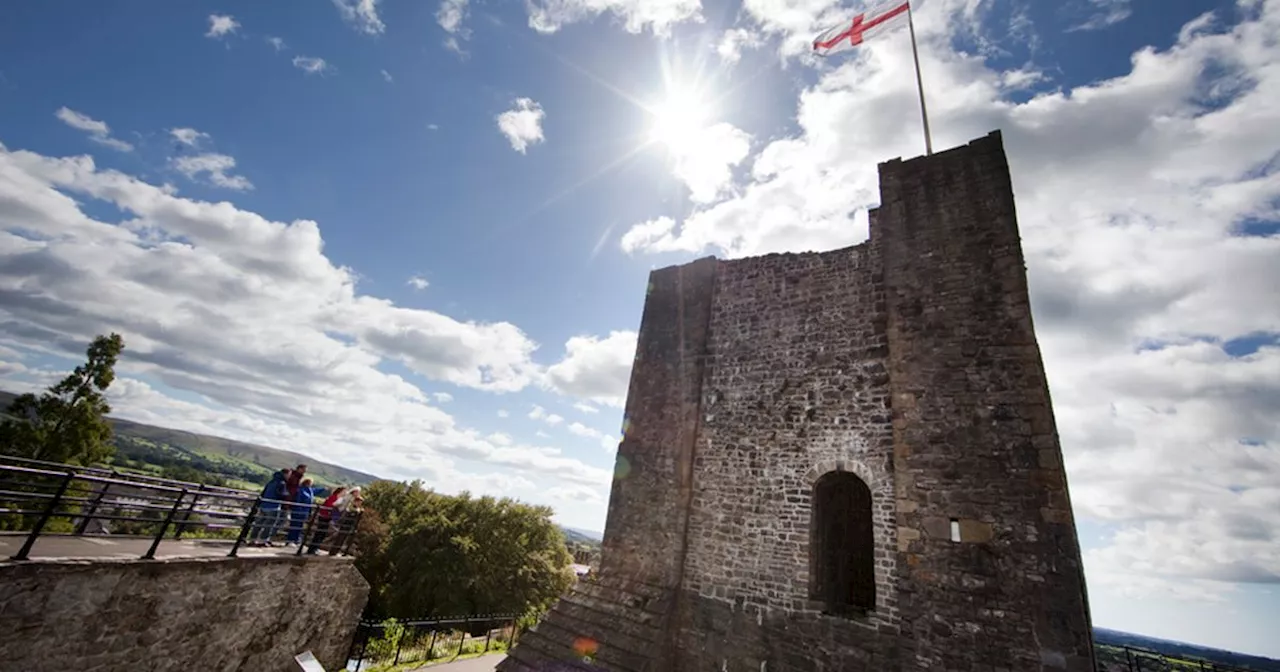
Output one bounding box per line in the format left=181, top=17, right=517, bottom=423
left=500, top=131, right=1096, bottom=671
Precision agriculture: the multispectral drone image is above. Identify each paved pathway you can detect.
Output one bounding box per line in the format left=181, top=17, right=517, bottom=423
left=410, top=655, right=505, bottom=671
left=347, top=654, right=505, bottom=671
left=0, top=533, right=326, bottom=562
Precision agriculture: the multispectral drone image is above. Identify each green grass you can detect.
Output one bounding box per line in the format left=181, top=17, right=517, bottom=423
left=1094, top=644, right=1225, bottom=671
left=365, top=644, right=510, bottom=672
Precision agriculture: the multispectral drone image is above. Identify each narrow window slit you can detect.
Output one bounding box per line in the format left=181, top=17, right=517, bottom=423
left=950, top=519, right=961, bottom=542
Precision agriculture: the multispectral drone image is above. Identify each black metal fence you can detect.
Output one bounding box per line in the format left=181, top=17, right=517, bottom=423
left=1096, top=644, right=1257, bottom=672
left=347, top=614, right=522, bottom=671
left=0, top=455, right=362, bottom=560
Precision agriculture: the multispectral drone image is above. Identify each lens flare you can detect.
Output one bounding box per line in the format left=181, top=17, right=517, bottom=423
left=614, top=455, right=631, bottom=480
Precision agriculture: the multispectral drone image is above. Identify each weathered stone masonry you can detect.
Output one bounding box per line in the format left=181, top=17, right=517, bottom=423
left=500, top=131, right=1095, bottom=672
left=0, top=554, right=369, bottom=672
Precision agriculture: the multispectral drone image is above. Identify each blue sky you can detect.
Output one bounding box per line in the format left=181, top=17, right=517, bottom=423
left=1, top=0, right=1278, bottom=658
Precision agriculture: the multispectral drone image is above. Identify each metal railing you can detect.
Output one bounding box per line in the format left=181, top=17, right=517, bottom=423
left=1096, top=643, right=1257, bottom=672
left=347, top=614, right=522, bottom=671
left=0, top=455, right=362, bottom=561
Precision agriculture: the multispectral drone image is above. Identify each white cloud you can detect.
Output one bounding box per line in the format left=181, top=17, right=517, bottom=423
left=169, top=128, right=211, bottom=147
left=573, top=402, right=599, bottom=414
left=437, top=0, right=470, bottom=36
left=547, top=484, right=607, bottom=504
left=1069, top=0, right=1133, bottom=32
left=497, top=409, right=510, bottom=418
left=381, top=69, right=393, bottom=83
left=568, top=421, right=619, bottom=453
left=53, top=108, right=109, bottom=136
left=526, top=0, right=702, bottom=35
left=54, top=107, right=133, bottom=153
left=443, top=36, right=467, bottom=56
left=529, top=405, right=564, bottom=426
left=333, top=0, right=385, bottom=35
left=0, top=141, right=612, bottom=500
left=407, top=275, right=429, bottom=290
left=496, top=98, right=546, bottom=154
left=543, top=331, right=636, bottom=407
left=999, top=65, right=1047, bottom=91
left=171, top=153, right=253, bottom=191
left=206, top=14, right=240, bottom=39
left=433, top=392, right=454, bottom=403
left=292, top=56, right=333, bottom=75
left=620, top=216, right=683, bottom=254
left=267, top=36, right=287, bottom=51
left=668, top=122, right=752, bottom=204
left=618, top=0, right=1280, bottom=595
left=437, top=0, right=472, bottom=57
left=717, top=28, right=763, bottom=64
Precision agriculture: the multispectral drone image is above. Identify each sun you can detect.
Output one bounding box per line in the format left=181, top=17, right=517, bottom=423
left=647, top=87, right=712, bottom=151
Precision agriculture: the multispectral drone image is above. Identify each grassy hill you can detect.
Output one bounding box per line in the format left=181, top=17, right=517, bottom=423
left=561, top=526, right=603, bottom=545
left=1094, top=628, right=1280, bottom=671
left=0, top=389, right=378, bottom=490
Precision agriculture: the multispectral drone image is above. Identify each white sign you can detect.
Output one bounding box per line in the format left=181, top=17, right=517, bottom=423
left=294, top=651, right=327, bottom=672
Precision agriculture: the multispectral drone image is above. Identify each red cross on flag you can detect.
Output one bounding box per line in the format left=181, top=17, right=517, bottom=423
left=812, top=0, right=912, bottom=56
left=810, top=0, right=934, bottom=155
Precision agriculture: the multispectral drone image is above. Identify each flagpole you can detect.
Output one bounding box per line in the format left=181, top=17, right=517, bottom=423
left=907, top=4, right=933, bottom=155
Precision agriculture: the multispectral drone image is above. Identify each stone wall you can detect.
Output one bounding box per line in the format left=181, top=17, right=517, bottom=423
left=600, top=257, right=717, bottom=592
left=674, top=243, right=904, bottom=669
left=0, top=554, right=369, bottom=672
left=878, top=133, right=1095, bottom=671
left=500, top=131, right=1095, bottom=672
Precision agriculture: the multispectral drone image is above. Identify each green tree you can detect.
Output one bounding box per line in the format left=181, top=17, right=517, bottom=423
left=357, top=479, right=575, bottom=620
left=160, top=463, right=227, bottom=487
left=0, top=333, right=126, bottom=465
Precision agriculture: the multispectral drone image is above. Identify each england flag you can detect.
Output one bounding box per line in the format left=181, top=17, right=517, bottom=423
left=812, top=0, right=913, bottom=56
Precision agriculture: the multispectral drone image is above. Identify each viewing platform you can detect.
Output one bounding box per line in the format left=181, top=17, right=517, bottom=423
left=0, top=532, right=314, bottom=562
left=0, top=454, right=362, bottom=562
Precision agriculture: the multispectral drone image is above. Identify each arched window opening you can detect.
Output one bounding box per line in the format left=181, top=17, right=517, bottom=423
left=810, top=471, right=875, bottom=616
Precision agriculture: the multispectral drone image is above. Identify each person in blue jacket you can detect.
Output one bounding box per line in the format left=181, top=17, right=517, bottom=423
left=285, top=477, right=315, bottom=546
left=249, top=469, right=289, bottom=546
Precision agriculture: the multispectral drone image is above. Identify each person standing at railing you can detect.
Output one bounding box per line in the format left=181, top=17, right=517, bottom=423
left=249, top=469, right=290, bottom=546
left=305, top=486, right=346, bottom=555
left=330, top=491, right=364, bottom=553
left=284, top=464, right=307, bottom=501
left=285, top=477, right=314, bottom=546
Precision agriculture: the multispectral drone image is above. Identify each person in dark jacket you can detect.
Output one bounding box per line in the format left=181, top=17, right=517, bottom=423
left=284, top=464, right=307, bottom=501
left=285, top=478, right=315, bottom=546
left=249, top=469, right=289, bottom=545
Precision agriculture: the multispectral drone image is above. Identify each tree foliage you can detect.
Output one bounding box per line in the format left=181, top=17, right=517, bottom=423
left=356, top=480, right=575, bottom=620
left=0, top=333, right=125, bottom=465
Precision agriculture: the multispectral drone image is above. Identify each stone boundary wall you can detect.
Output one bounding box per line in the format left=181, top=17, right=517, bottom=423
left=0, top=554, right=369, bottom=672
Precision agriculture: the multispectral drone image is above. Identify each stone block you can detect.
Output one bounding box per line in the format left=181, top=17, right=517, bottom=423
left=921, top=517, right=952, bottom=540
left=958, top=520, right=994, bottom=543
left=1041, top=507, right=1073, bottom=525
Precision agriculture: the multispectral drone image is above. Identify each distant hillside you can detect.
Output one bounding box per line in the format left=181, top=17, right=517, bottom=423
left=0, top=389, right=379, bottom=489
left=562, top=526, right=603, bottom=544
left=1095, top=628, right=1280, bottom=671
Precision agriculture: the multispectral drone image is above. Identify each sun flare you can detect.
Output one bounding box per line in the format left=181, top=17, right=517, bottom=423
left=647, top=88, right=712, bottom=150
